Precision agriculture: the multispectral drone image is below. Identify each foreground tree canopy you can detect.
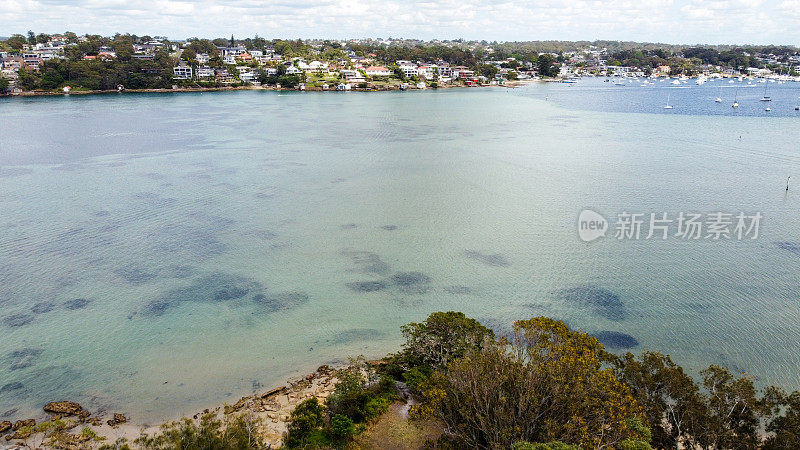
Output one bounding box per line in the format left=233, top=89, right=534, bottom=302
left=45, top=311, right=800, bottom=449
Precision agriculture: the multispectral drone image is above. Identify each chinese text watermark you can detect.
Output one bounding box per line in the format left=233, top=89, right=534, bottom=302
left=578, top=210, right=761, bottom=242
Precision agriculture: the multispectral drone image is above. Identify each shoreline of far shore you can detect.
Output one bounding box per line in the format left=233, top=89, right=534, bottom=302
left=0, top=78, right=545, bottom=98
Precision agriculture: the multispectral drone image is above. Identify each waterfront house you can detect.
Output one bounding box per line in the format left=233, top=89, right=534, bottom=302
left=453, top=66, right=474, bottom=79
left=341, top=69, right=365, bottom=83
left=417, top=65, right=436, bottom=80
left=398, top=63, right=418, bottom=78
left=197, top=66, right=215, bottom=79
left=365, top=66, right=391, bottom=77
left=173, top=64, right=193, bottom=80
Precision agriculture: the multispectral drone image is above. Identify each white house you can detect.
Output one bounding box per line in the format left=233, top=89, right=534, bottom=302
left=197, top=66, right=214, bottom=78
left=398, top=63, right=418, bottom=78
left=173, top=64, right=193, bottom=80
left=365, top=66, right=391, bottom=77
left=417, top=65, right=436, bottom=80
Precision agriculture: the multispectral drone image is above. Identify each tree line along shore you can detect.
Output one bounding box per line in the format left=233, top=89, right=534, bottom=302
left=2, top=312, right=800, bottom=449
left=3, top=32, right=797, bottom=97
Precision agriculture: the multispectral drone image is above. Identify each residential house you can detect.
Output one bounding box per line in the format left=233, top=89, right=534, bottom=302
left=195, top=53, right=210, bottom=64
left=417, top=65, right=436, bottom=80
left=398, top=62, right=418, bottom=78
left=237, top=66, right=256, bottom=82
left=22, top=54, right=42, bottom=71
left=1, top=56, right=23, bottom=71
left=196, top=66, right=215, bottom=78
left=654, top=65, right=671, bottom=76
left=236, top=53, right=253, bottom=63
left=452, top=66, right=474, bottom=79
left=365, top=66, right=391, bottom=77
left=173, top=64, right=193, bottom=80
left=341, top=69, right=365, bottom=83
left=436, top=63, right=453, bottom=78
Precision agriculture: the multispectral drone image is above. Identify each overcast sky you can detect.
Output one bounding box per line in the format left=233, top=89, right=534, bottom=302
left=1, top=0, right=798, bottom=45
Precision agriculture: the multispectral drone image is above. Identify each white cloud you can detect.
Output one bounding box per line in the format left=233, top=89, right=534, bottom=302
left=0, top=0, right=797, bottom=44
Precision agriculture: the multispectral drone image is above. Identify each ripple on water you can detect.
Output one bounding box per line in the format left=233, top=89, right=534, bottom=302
left=31, top=301, right=56, bottom=314
left=392, top=271, right=432, bottom=294
left=329, top=328, right=383, bottom=344
left=775, top=241, right=800, bottom=256
left=0, top=382, right=24, bottom=394
left=342, top=250, right=390, bottom=275
left=64, top=298, right=92, bottom=311
left=464, top=250, right=510, bottom=267
left=444, top=285, right=472, bottom=295
left=140, top=272, right=264, bottom=317
left=592, top=331, right=639, bottom=349
left=346, top=280, right=387, bottom=293
left=252, top=291, right=309, bottom=313
left=557, top=284, right=627, bottom=321
left=6, top=348, right=44, bottom=371
left=3, top=314, right=34, bottom=328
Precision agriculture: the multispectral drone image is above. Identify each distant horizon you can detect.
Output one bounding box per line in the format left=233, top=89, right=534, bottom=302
left=2, top=33, right=798, bottom=49
left=1, top=0, right=799, bottom=47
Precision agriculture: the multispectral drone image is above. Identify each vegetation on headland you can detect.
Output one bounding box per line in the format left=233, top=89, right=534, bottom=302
left=2, top=32, right=799, bottom=96
left=4, top=311, right=800, bottom=449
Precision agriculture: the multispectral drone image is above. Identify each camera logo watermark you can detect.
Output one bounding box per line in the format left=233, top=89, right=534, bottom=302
left=578, top=210, right=762, bottom=242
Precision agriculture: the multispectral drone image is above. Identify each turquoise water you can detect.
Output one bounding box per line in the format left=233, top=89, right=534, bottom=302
left=1, top=85, right=799, bottom=423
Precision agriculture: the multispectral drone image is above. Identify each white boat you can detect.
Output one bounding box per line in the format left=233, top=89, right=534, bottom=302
left=760, top=84, right=771, bottom=101
left=670, top=80, right=681, bottom=85
left=664, top=93, right=673, bottom=109
left=715, top=97, right=722, bottom=103
left=765, top=107, right=771, bottom=111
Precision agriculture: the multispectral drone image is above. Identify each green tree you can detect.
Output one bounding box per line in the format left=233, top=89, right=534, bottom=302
left=697, top=365, right=761, bottom=449
left=536, top=54, right=560, bottom=77
left=416, top=317, right=649, bottom=449
left=764, top=389, right=800, bottom=449
left=398, top=311, right=494, bottom=371
left=284, top=398, right=324, bottom=448
left=0, top=76, right=9, bottom=92
left=7, top=34, right=27, bottom=50
left=615, top=351, right=708, bottom=448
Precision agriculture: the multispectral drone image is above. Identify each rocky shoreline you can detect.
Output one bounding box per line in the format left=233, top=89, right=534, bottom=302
left=0, top=363, right=349, bottom=449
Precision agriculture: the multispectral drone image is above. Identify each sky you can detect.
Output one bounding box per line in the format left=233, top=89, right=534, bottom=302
left=1, top=0, right=799, bottom=45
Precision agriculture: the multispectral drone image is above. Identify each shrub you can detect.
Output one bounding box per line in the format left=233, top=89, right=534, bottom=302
left=284, top=398, right=325, bottom=448
left=328, top=414, right=354, bottom=440
left=325, top=369, right=372, bottom=422
left=134, top=412, right=266, bottom=449
left=403, top=366, right=431, bottom=394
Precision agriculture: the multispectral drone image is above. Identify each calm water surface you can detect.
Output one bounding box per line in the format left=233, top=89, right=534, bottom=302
left=1, top=82, right=799, bottom=422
